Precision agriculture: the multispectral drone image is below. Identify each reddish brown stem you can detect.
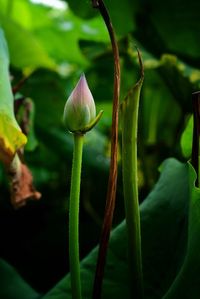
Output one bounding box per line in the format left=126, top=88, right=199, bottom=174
left=91, top=1, right=121, bottom=298
left=192, top=91, right=200, bottom=187
left=12, top=75, right=30, bottom=94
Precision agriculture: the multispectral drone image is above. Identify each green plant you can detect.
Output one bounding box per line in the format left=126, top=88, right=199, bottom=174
left=63, top=74, right=102, bottom=299
left=0, top=0, right=200, bottom=299
left=121, top=50, right=144, bottom=298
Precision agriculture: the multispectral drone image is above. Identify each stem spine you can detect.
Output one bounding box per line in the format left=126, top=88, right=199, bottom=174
left=69, top=133, right=84, bottom=299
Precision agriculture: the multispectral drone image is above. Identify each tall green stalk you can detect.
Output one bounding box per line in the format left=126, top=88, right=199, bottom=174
left=121, top=52, right=144, bottom=299
left=69, top=133, right=84, bottom=299
left=63, top=73, right=103, bottom=299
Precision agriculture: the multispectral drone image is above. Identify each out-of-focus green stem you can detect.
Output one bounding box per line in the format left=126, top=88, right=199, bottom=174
left=121, top=52, right=144, bottom=299
left=69, top=133, right=84, bottom=299
left=6, top=0, right=14, bottom=17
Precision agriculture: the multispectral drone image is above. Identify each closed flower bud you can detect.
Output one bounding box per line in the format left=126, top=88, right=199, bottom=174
left=63, top=74, right=96, bottom=133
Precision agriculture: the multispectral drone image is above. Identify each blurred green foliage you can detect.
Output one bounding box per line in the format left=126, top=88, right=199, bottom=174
left=0, top=0, right=200, bottom=296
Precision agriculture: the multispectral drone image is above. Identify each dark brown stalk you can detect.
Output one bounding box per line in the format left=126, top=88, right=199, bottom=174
left=191, top=91, right=200, bottom=187
left=91, top=1, right=120, bottom=298
left=12, top=75, right=30, bottom=94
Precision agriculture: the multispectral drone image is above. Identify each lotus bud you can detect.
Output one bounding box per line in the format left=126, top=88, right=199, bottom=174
left=63, top=74, right=97, bottom=133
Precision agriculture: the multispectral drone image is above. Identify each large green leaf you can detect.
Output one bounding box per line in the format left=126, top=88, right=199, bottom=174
left=162, top=163, right=200, bottom=298
left=0, top=0, right=109, bottom=70
left=31, top=9, right=109, bottom=68
left=42, top=158, right=189, bottom=299
left=0, top=16, right=56, bottom=71
left=1, top=158, right=198, bottom=299
left=0, top=29, right=27, bottom=164
left=147, top=0, right=200, bottom=59
left=0, top=259, right=40, bottom=299
left=133, top=0, right=200, bottom=63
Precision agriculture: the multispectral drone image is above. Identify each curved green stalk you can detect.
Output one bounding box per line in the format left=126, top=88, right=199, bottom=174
left=121, top=52, right=144, bottom=299
left=69, top=133, right=84, bottom=299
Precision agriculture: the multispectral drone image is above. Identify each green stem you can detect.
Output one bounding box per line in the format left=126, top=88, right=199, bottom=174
left=6, top=0, right=14, bottom=17
left=69, top=133, right=84, bottom=299
left=121, top=55, right=144, bottom=299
